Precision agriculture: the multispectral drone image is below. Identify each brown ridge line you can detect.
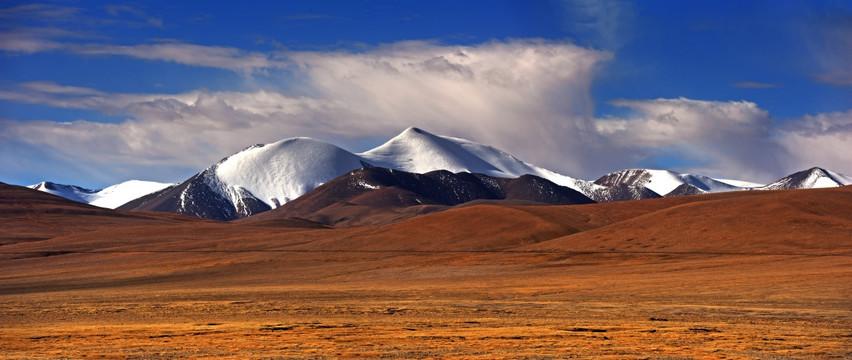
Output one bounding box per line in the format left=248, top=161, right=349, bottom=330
left=1, top=249, right=849, bottom=256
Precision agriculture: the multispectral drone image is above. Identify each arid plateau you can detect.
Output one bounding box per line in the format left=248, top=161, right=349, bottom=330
left=1, top=183, right=850, bottom=359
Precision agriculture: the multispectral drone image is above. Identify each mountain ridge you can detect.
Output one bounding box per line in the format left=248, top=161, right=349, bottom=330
left=25, top=127, right=852, bottom=220
left=242, top=166, right=595, bottom=226
left=29, top=180, right=174, bottom=209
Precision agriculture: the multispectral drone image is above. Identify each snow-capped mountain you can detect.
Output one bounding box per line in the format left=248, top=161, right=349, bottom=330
left=760, top=167, right=852, bottom=190
left=29, top=182, right=97, bottom=204
left=117, top=127, right=851, bottom=221
left=594, top=169, right=761, bottom=197
left=126, top=127, right=607, bottom=220
left=361, top=127, right=602, bottom=196
left=216, top=138, right=366, bottom=209
left=29, top=180, right=174, bottom=209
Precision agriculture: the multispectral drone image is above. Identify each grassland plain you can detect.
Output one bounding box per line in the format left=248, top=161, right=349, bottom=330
left=1, top=184, right=850, bottom=359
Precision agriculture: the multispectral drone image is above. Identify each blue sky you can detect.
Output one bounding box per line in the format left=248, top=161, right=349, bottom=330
left=1, top=0, right=850, bottom=188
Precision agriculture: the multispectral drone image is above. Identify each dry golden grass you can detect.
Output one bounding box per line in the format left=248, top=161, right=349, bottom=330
left=2, top=252, right=850, bottom=359
left=1, top=184, right=851, bottom=359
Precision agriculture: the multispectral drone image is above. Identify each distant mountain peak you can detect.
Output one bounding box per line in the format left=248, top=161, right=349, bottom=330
left=362, top=127, right=502, bottom=175
left=29, top=180, right=173, bottom=209
left=405, top=126, right=425, bottom=134
left=123, top=127, right=601, bottom=220
left=593, top=168, right=751, bottom=196
left=762, top=167, right=852, bottom=190
left=44, top=126, right=848, bottom=222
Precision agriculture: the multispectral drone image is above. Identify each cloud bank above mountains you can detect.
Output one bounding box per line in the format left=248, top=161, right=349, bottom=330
left=1, top=37, right=850, bottom=186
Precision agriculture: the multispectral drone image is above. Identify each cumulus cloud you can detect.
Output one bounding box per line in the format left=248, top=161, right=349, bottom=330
left=287, top=40, right=611, bottom=170
left=776, top=110, right=852, bottom=173
left=595, top=98, right=789, bottom=181
left=0, top=87, right=337, bottom=170
left=595, top=98, right=852, bottom=181
left=1, top=40, right=615, bottom=185
left=2, top=39, right=851, bottom=187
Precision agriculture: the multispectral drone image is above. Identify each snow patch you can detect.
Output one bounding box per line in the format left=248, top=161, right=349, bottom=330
left=213, top=137, right=365, bottom=209
left=30, top=180, right=173, bottom=209
left=812, top=176, right=840, bottom=188
left=715, top=178, right=764, bottom=188
left=357, top=180, right=380, bottom=190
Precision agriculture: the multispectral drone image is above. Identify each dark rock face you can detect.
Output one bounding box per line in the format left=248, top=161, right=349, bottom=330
left=590, top=169, right=665, bottom=201
left=761, top=167, right=838, bottom=190
left=594, top=169, right=652, bottom=188
left=503, top=174, right=596, bottom=204
left=33, top=181, right=96, bottom=194
left=119, top=170, right=270, bottom=221
left=665, top=183, right=706, bottom=197
left=122, top=166, right=594, bottom=222
left=267, top=167, right=595, bottom=221
left=595, top=184, right=662, bottom=202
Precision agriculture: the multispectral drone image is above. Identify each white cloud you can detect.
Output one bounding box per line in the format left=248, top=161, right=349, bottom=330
left=2, top=39, right=851, bottom=187
left=1, top=40, right=615, bottom=185
left=776, top=110, right=852, bottom=174
left=20, top=81, right=106, bottom=96
left=603, top=98, right=773, bottom=143
left=0, top=27, right=77, bottom=53
left=70, top=43, right=289, bottom=73
left=596, top=98, right=788, bottom=181
left=287, top=40, right=612, bottom=173
left=0, top=33, right=290, bottom=71
left=103, top=4, right=163, bottom=28
left=595, top=98, right=852, bottom=181
left=0, top=3, right=80, bottom=20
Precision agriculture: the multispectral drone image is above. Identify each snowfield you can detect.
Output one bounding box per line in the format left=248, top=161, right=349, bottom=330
left=30, top=180, right=174, bottom=209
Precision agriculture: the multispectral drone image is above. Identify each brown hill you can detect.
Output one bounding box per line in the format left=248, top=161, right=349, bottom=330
left=0, top=183, right=209, bottom=246
left=1, top=183, right=849, bottom=294
left=243, top=167, right=594, bottom=226
left=527, top=185, right=852, bottom=254
left=2, top=183, right=851, bottom=359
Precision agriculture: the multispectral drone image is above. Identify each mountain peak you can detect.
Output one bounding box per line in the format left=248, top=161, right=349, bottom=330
left=594, top=168, right=752, bottom=196
left=403, top=126, right=426, bottom=134
left=805, top=167, right=830, bottom=176
left=762, top=167, right=852, bottom=190
left=29, top=180, right=171, bottom=208
left=213, top=136, right=366, bottom=209
left=362, top=127, right=501, bottom=175
left=389, top=126, right=446, bottom=145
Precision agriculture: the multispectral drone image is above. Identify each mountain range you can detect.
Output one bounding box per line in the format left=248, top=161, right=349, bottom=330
left=28, top=127, right=852, bottom=221
left=29, top=180, right=174, bottom=209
